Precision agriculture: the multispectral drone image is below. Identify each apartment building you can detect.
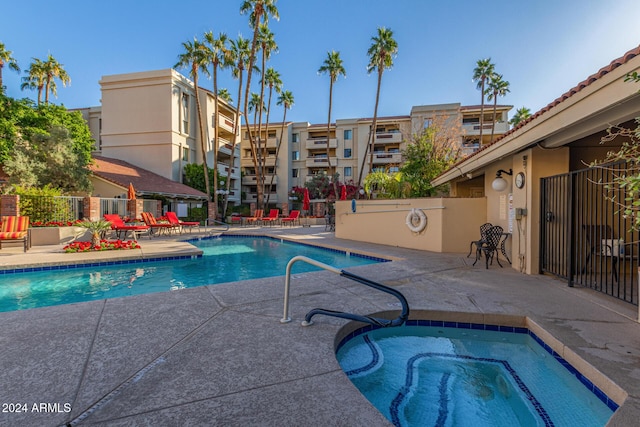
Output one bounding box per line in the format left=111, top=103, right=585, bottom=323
left=242, top=103, right=511, bottom=204
left=77, top=69, right=242, bottom=206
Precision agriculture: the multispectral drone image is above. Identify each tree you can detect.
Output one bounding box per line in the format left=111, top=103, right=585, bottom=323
left=42, top=54, right=71, bottom=104
left=4, top=126, right=92, bottom=192
left=472, top=58, right=495, bottom=147
left=175, top=38, right=212, bottom=212
left=222, top=35, right=251, bottom=218
left=263, top=66, right=282, bottom=206
left=204, top=30, right=231, bottom=219
left=20, top=58, right=46, bottom=105
left=217, top=88, right=232, bottom=103
left=240, top=0, right=279, bottom=209
left=509, top=106, right=531, bottom=127
left=0, top=42, right=20, bottom=91
left=318, top=50, right=346, bottom=200
left=357, top=27, right=398, bottom=189
left=265, top=88, right=293, bottom=206
left=400, top=115, right=463, bottom=197
left=486, top=73, right=510, bottom=144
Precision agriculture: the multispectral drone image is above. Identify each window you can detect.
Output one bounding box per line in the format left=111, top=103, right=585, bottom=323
left=344, top=167, right=352, bottom=177
left=292, top=169, right=299, bottom=178
left=181, top=93, right=190, bottom=134
left=182, top=147, right=189, bottom=162
left=344, top=148, right=352, bottom=158
left=292, top=151, right=299, bottom=160
left=292, top=133, right=299, bottom=143
left=388, top=166, right=399, bottom=173
left=423, top=118, right=432, bottom=129
left=268, top=131, right=276, bottom=138
left=343, top=129, right=352, bottom=140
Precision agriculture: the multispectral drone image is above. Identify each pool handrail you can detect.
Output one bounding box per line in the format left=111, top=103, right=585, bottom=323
left=205, top=218, right=230, bottom=233
left=281, top=255, right=409, bottom=327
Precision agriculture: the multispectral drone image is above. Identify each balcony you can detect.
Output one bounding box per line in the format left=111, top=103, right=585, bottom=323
left=305, top=156, right=338, bottom=167
left=241, top=155, right=277, bottom=167
left=244, top=193, right=279, bottom=203
left=462, top=121, right=509, bottom=135
left=372, top=152, right=402, bottom=165
left=242, top=175, right=278, bottom=185
left=217, top=114, right=235, bottom=133
left=374, top=131, right=402, bottom=144
left=218, top=163, right=240, bottom=179
left=305, top=138, right=337, bottom=150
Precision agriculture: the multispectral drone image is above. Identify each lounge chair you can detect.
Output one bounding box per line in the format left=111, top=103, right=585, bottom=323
left=103, top=214, right=150, bottom=241
left=261, top=209, right=280, bottom=226
left=141, top=212, right=177, bottom=236
left=280, top=210, right=300, bottom=227
left=166, top=211, right=200, bottom=234
left=0, top=215, right=31, bottom=252
left=245, top=209, right=264, bottom=226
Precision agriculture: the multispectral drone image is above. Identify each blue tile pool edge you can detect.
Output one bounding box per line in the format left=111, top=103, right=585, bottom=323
left=335, top=319, right=620, bottom=413
left=186, top=233, right=392, bottom=263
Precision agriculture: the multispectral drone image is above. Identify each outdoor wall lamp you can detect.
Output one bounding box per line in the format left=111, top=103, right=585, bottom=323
left=491, top=168, right=513, bottom=192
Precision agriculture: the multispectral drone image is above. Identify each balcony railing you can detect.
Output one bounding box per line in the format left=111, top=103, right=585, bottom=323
left=242, top=175, right=278, bottom=185
left=374, top=132, right=402, bottom=144
left=372, top=152, right=402, bottom=164
left=305, top=156, right=338, bottom=167
left=462, top=121, right=509, bottom=135
left=305, top=138, right=337, bottom=149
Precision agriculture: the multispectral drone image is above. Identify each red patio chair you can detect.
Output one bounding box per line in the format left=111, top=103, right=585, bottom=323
left=261, top=209, right=280, bottom=227
left=166, top=211, right=200, bottom=234
left=280, top=210, right=300, bottom=227
left=141, top=212, right=177, bottom=236
left=0, top=215, right=31, bottom=252
left=103, top=214, right=150, bottom=241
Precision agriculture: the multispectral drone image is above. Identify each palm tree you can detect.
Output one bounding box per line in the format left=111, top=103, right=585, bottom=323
left=256, top=25, right=278, bottom=203
left=357, top=27, right=398, bottom=189
left=175, top=38, right=212, bottom=212
left=486, top=73, right=510, bottom=144
left=222, top=35, right=251, bottom=218
left=240, top=0, right=279, bottom=209
left=42, top=54, right=71, bottom=104
left=266, top=89, right=294, bottom=205
left=318, top=50, right=346, bottom=199
left=0, top=42, right=20, bottom=91
left=262, top=67, right=282, bottom=206
left=204, top=31, right=230, bottom=219
left=217, top=88, right=233, bottom=103
left=20, top=58, right=46, bottom=105
left=472, top=58, right=495, bottom=147
left=509, top=107, right=532, bottom=127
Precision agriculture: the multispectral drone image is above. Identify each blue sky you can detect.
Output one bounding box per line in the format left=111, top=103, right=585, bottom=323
left=3, top=0, right=640, bottom=124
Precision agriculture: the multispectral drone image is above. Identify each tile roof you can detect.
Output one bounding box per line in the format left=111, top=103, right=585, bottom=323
left=90, top=156, right=208, bottom=199
left=442, top=44, right=640, bottom=175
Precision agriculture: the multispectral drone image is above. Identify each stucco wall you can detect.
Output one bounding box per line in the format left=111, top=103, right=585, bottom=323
left=335, top=198, right=487, bottom=253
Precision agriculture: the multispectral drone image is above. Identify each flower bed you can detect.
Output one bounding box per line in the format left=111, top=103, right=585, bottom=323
left=30, top=220, right=84, bottom=228
left=63, top=239, right=141, bottom=253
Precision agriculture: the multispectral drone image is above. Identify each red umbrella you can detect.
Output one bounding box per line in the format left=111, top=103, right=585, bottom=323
left=340, top=185, right=347, bottom=201
left=302, top=188, right=310, bottom=212
left=127, top=183, right=136, bottom=200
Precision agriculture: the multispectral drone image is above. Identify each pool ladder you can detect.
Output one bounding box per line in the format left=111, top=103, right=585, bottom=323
left=281, top=255, right=409, bottom=327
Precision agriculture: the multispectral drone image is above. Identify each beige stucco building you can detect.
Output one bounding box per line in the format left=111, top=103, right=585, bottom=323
left=240, top=103, right=512, bottom=204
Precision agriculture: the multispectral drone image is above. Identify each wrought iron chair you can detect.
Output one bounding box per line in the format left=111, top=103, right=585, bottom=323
left=467, top=222, right=493, bottom=258
left=473, top=225, right=504, bottom=269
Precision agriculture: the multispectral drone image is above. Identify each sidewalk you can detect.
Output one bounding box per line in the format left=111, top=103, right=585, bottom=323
left=0, top=225, right=639, bottom=426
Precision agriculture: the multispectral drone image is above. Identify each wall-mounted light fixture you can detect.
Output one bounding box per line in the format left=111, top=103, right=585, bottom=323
left=491, top=168, right=513, bottom=192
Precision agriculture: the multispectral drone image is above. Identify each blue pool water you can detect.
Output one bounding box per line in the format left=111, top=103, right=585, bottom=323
left=0, top=236, right=384, bottom=312
left=336, top=322, right=616, bottom=427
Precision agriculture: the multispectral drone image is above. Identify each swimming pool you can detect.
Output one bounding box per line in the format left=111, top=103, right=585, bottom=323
left=0, top=236, right=385, bottom=312
left=336, top=321, right=616, bottom=427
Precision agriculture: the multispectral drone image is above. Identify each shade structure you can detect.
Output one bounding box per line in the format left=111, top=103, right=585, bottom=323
left=340, top=185, right=347, bottom=201
left=127, top=183, right=136, bottom=200
left=302, top=188, right=310, bottom=211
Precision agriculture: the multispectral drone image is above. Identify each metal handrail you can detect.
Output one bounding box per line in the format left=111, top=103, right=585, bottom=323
left=281, top=255, right=409, bottom=327
left=205, top=218, right=230, bottom=233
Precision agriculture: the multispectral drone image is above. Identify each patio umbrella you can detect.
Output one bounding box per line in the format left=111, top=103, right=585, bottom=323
left=127, top=183, right=136, bottom=200
left=302, top=188, right=310, bottom=212
left=340, top=185, right=347, bottom=201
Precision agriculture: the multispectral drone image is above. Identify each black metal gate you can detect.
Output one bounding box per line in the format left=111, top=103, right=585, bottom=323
left=540, top=162, right=639, bottom=305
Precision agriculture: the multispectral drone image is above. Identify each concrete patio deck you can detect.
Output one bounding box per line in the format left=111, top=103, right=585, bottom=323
left=0, top=225, right=639, bottom=426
